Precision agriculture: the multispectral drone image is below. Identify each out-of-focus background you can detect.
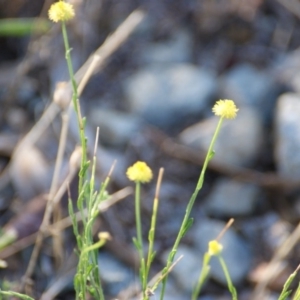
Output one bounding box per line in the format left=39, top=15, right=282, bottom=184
left=1, top=0, right=300, bottom=299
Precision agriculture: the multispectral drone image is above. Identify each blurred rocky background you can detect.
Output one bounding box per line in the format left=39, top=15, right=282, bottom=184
left=0, top=0, right=300, bottom=299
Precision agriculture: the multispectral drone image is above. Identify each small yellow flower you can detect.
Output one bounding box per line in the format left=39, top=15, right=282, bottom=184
left=48, top=1, right=75, bottom=23
left=0, top=259, right=7, bottom=268
left=212, top=99, right=238, bottom=119
left=126, top=161, right=153, bottom=183
left=98, top=232, right=112, bottom=241
left=208, top=240, right=223, bottom=256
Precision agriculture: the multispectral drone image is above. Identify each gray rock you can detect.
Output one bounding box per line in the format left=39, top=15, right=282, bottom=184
left=179, top=107, right=263, bottom=167
left=262, top=216, right=292, bottom=252
left=198, top=297, right=218, bottom=300
left=205, top=178, right=262, bottom=217
left=220, top=63, right=277, bottom=120
left=89, top=108, right=142, bottom=147
left=273, top=48, right=300, bottom=93
left=151, top=277, right=189, bottom=300
left=98, top=251, right=136, bottom=296
left=10, top=144, right=54, bottom=202
left=124, top=64, right=216, bottom=129
left=192, top=218, right=252, bottom=286
left=138, top=28, right=192, bottom=64
left=274, top=93, right=300, bottom=180
left=161, top=245, right=202, bottom=293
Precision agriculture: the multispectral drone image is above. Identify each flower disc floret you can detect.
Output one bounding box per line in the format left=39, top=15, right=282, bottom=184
left=126, top=161, right=153, bottom=183
left=48, top=1, right=75, bottom=23
left=212, top=99, right=238, bottom=119
left=208, top=240, right=223, bottom=256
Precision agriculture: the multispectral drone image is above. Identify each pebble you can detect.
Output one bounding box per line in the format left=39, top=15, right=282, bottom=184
left=204, top=178, right=262, bottom=217
left=123, top=64, right=216, bottom=129
left=274, top=93, right=300, bottom=180
left=89, top=108, right=142, bottom=147
left=9, top=144, right=53, bottom=202
left=192, top=218, right=252, bottom=286
left=161, top=245, right=202, bottom=294
left=273, top=48, right=300, bottom=93
left=138, top=28, right=193, bottom=64
left=6, top=108, right=28, bottom=132
left=98, top=251, right=136, bottom=297
left=220, top=63, right=278, bottom=121
left=262, top=216, right=292, bottom=252
left=179, top=107, right=263, bottom=167
left=152, top=276, right=189, bottom=300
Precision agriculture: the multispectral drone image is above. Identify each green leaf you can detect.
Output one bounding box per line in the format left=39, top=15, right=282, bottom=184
left=79, top=161, right=90, bottom=178
left=208, top=150, right=215, bottom=161
left=132, top=237, right=140, bottom=251
left=150, top=251, right=156, bottom=262
left=293, top=283, right=300, bottom=300
left=88, top=286, right=97, bottom=298
left=182, top=218, right=194, bottom=237
left=279, top=269, right=298, bottom=300
left=74, top=273, right=82, bottom=289
left=68, top=198, right=74, bottom=216
left=86, top=264, right=94, bottom=276
left=169, top=249, right=177, bottom=261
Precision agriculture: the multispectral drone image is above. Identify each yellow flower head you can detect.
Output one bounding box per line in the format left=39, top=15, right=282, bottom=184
left=208, top=240, right=223, bottom=256
left=48, top=1, right=75, bottom=23
left=212, top=99, right=238, bottom=119
left=0, top=259, right=7, bottom=269
left=98, top=232, right=112, bottom=241
left=126, top=161, right=153, bottom=183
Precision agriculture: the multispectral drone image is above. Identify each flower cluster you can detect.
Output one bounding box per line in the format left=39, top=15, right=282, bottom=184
left=208, top=240, right=223, bottom=256
left=212, top=99, right=238, bottom=119
left=48, top=1, right=75, bottom=23
left=126, top=161, right=153, bottom=183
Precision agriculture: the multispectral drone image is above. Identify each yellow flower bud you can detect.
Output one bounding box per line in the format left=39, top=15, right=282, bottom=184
left=208, top=240, right=223, bottom=256
left=98, top=232, right=112, bottom=241
left=126, top=161, right=153, bottom=183
left=212, top=99, right=238, bottom=119
left=48, top=1, right=75, bottom=23
left=0, top=259, right=7, bottom=268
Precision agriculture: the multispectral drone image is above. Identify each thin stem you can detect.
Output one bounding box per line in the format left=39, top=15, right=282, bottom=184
left=144, top=168, right=164, bottom=300
left=218, top=255, right=237, bottom=300
left=196, top=117, right=224, bottom=190
left=61, top=22, right=77, bottom=108
left=61, top=21, right=87, bottom=189
left=135, top=182, right=143, bottom=259
left=61, top=20, right=105, bottom=300
left=82, top=239, right=107, bottom=255
left=192, top=253, right=211, bottom=300
left=0, top=290, right=34, bottom=300
left=134, top=181, right=147, bottom=296
left=159, top=117, right=224, bottom=300
left=146, top=198, right=158, bottom=269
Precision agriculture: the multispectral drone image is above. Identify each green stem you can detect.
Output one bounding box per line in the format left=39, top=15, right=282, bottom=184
left=61, top=21, right=87, bottom=189
left=134, top=181, right=148, bottom=296
left=61, top=22, right=77, bottom=111
left=135, top=181, right=144, bottom=259
left=192, top=253, right=211, bottom=300
left=82, top=239, right=106, bottom=255
left=61, top=21, right=104, bottom=300
left=218, top=255, right=237, bottom=300
left=196, top=117, right=224, bottom=190
left=0, top=290, right=34, bottom=300
left=159, top=117, right=224, bottom=300
left=144, top=196, right=159, bottom=299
